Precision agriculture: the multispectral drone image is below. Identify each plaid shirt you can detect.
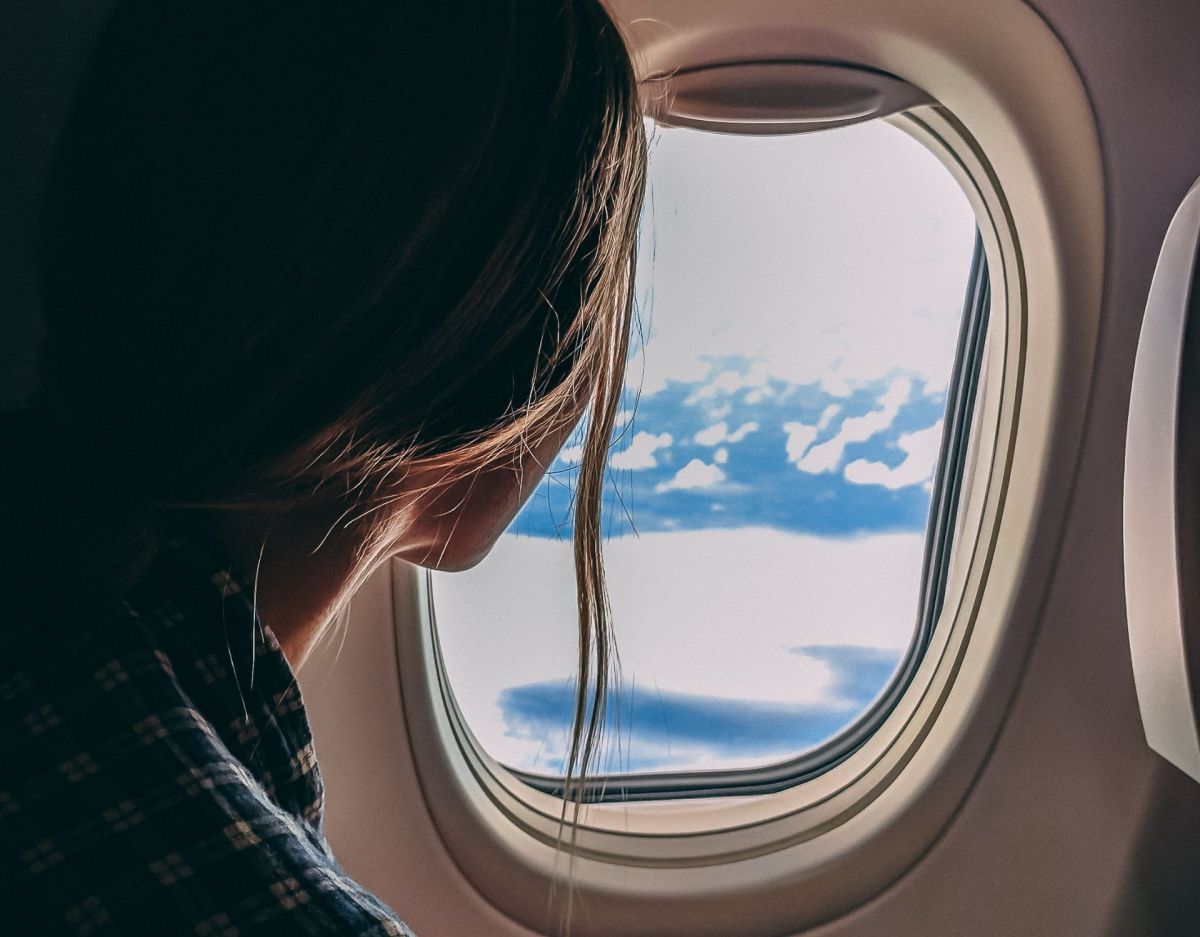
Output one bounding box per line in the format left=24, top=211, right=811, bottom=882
left=0, top=536, right=415, bottom=936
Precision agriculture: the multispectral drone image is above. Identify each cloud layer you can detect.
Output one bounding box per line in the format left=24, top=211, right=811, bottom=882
left=534, top=366, right=950, bottom=539
left=498, top=645, right=901, bottom=774
left=435, top=529, right=924, bottom=773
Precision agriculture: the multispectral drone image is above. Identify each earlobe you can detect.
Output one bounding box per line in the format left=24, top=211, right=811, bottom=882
left=393, top=415, right=581, bottom=572
left=392, top=462, right=523, bottom=572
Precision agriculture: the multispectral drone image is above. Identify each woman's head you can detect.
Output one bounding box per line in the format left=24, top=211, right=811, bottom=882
left=6, top=0, right=645, bottom=841
left=36, top=0, right=644, bottom=543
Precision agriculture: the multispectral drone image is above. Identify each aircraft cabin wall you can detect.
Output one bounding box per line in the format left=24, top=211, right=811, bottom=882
left=3, top=1, right=1200, bottom=935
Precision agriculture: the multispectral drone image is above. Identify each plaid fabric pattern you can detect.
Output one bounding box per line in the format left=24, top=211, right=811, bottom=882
left=0, top=537, right=415, bottom=936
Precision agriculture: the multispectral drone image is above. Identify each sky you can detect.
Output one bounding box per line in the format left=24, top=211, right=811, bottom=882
left=432, top=119, right=977, bottom=778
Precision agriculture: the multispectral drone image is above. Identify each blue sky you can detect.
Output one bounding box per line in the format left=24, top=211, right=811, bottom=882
left=433, top=118, right=977, bottom=779
left=517, top=363, right=947, bottom=542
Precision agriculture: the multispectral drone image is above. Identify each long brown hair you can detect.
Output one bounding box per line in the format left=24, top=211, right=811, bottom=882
left=2, top=0, right=646, bottom=914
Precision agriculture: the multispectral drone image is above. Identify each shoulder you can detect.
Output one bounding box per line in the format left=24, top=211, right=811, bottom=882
left=0, top=573, right=414, bottom=935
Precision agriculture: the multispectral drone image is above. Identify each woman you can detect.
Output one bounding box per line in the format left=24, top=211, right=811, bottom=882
left=0, top=1, right=647, bottom=933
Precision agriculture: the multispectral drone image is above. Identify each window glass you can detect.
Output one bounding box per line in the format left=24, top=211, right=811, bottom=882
left=432, top=119, right=978, bottom=778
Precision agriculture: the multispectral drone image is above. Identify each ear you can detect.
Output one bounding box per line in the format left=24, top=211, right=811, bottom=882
left=392, top=420, right=576, bottom=572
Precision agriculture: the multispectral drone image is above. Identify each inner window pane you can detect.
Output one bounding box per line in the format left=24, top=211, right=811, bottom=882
left=432, top=119, right=978, bottom=778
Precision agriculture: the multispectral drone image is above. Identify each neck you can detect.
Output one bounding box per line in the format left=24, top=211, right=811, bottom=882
left=213, top=503, right=375, bottom=671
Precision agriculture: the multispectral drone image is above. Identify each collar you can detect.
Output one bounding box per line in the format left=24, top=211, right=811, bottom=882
left=129, top=534, right=327, bottom=830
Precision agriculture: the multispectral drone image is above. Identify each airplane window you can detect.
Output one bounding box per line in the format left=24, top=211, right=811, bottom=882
left=431, top=117, right=983, bottom=795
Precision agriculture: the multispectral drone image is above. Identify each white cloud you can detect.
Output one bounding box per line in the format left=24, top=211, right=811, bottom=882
left=817, top=404, right=840, bottom=431
left=556, top=444, right=583, bottom=465
left=783, top=422, right=819, bottom=463
left=655, top=458, right=726, bottom=493
left=430, top=527, right=925, bottom=772
left=727, top=422, right=759, bottom=443
left=609, top=431, right=673, bottom=471
left=713, top=447, right=729, bottom=465
left=694, top=420, right=759, bottom=447
left=684, top=363, right=770, bottom=405
left=713, top=366, right=764, bottom=394
left=793, top=376, right=912, bottom=474
left=797, top=439, right=843, bottom=474
left=844, top=420, right=944, bottom=489
left=878, top=377, right=913, bottom=412
left=694, top=421, right=729, bottom=447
